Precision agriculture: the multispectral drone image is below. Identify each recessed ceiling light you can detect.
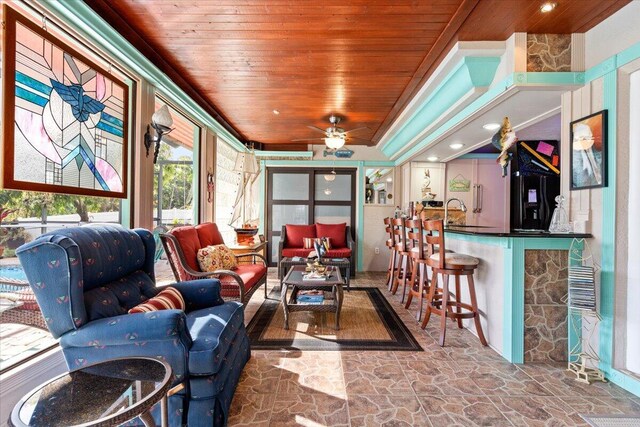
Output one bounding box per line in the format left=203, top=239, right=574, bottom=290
left=540, top=2, right=556, bottom=13
left=427, top=156, right=439, bottom=162
left=386, top=177, right=393, bottom=182
left=483, top=122, right=501, bottom=131
left=450, top=143, right=465, bottom=150
left=272, top=109, right=280, bottom=115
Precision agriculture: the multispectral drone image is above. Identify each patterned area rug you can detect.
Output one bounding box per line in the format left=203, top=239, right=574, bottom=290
left=581, top=415, right=640, bottom=426
left=246, top=287, right=423, bottom=351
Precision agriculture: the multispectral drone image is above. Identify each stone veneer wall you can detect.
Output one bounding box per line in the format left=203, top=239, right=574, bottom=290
left=524, top=249, right=569, bottom=362
left=527, top=34, right=572, bottom=72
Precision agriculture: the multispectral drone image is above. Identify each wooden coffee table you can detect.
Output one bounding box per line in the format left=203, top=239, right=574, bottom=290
left=281, top=265, right=344, bottom=330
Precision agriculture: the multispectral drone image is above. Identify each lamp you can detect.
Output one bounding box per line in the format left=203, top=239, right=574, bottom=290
left=325, top=136, right=345, bottom=150
left=144, top=104, right=174, bottom=164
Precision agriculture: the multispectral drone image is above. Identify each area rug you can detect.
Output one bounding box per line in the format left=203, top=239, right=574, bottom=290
left=246, top=287, right=422, bottom=351
left=580, top=415, right=640, bottom=426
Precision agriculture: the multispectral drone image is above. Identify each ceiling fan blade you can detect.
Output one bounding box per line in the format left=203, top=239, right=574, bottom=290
left=343, top=126, right=370, bottom=135
left=291, top=138, right=326, bottom=142
left=307, top=125, right=328, bottom=134
left=347, top=136, right=373, bottom=143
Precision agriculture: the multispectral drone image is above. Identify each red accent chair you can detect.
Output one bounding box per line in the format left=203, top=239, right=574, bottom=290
left=278, top=223, right=355, bottom=277
left=161, top=223, right=267, bottom=304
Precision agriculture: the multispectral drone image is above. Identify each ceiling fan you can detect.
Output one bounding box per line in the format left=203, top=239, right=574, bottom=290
left=292, top=114, right=370, bottom=149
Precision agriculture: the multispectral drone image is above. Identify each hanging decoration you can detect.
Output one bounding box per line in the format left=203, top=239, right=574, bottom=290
left=1, top=8, right=129, bottom=198
left=230, top=147, right=260, bottom=244
left=448, top=174, right=471, bottom=192
left=206, top=169, right=215, bottom=203
left=491, top=117, right=518, bottom=177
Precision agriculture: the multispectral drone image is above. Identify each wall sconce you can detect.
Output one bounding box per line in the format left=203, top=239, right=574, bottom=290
left=144, top=104, right=174, bottom=164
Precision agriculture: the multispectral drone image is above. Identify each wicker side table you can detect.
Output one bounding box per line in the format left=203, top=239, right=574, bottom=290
left=281, top=265, right=344, bottom=330
left=279, top=257, right=351, bottom=290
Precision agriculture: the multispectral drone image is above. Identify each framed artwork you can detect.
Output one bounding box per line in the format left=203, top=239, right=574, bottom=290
left=1, top=6, right=128, bottom=198
left=570, top=110, right=607, bottom=190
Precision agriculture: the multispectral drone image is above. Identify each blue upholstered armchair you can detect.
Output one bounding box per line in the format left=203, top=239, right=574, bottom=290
left=16, top=225, right=250, bottom=427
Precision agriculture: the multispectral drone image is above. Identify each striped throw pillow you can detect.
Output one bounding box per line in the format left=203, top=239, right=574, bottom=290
left=128, top=286, right=185, bottom=313
left=303, top=237, right=331, bottom=250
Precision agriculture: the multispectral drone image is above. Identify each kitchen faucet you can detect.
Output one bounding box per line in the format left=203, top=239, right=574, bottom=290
left=444, top=198, right=467, bottom=226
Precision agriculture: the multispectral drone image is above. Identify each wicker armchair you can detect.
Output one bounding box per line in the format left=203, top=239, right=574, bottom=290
left=160, top=223, right=268, bottom=305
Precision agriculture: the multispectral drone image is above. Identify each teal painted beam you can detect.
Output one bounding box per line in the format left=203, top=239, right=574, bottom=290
left=458, top=153, right=499, bottom=160
left=255, top=151, right=313, bottom=159
left=512, top=72, right=584, bottom=85
left=39, top=0, right=246, bottom=153
left=264, top=159, right=394, bottom=168
left=382, top=57, right=501, bottom=158
left=599, top=71, right=617, bottom=378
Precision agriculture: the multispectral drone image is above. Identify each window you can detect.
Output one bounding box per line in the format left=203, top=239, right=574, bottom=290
left=0, top=189, right=122, bottom=373
left=153, top=97, right=199, bottom=227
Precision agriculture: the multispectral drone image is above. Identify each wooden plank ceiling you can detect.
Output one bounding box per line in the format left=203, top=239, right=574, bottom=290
left=87, top=0, right=630, bottom=148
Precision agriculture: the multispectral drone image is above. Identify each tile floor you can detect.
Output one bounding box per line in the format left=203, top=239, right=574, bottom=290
left=228, top=270, right=640, bottom=427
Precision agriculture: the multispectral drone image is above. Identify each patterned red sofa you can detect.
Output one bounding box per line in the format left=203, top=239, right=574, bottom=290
left=278, top=223, right=355, bottom=277
left=161, top=223, right=267, bottom=305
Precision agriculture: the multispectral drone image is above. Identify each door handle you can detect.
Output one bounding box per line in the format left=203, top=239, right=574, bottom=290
left=472, top=185, right=479, bottom=213
left=477, top=185, right=483, bottom=213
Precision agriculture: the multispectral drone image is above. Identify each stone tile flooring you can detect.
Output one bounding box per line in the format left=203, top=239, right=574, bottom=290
left=228, top=270, right=640, bottom=427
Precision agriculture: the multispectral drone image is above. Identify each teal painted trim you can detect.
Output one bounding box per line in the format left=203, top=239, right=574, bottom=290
left=512, top=72, right=584, bottom=85
left=382, top=57, right=501, bottom=158
left=258, top=161, right=266, bottom=234
left=607, top=368, right=640, bottom=396
left=357, top=161, right=365, bottom=272
left=363, top=161, right=396, bottom=167
left=586, top=57, right=618, bottom=83
left=458, top=153, right=499, bottom=160
left=617, top=40, right=640, bottom=69
left=444, top=231, right=509, bottom=247
left=254, top=151, right=313, bottom=159
left=502, top=241, right=515, bottom=362
left=40, top=0, right=246, bottom=153
left=599, top=71, right=617, bottom=378
left=265, top=160, right=357, bottom=167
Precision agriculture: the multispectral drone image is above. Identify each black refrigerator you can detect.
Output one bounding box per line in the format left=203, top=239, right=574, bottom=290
left=510, top=140, right=561, bottom=231
left=511, top=174, right=560, bottom=231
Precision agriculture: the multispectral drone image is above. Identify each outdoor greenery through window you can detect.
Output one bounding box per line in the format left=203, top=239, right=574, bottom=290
left=0, top=189, right=121, bottom=373
left=153, top=98, right=198, bottom=227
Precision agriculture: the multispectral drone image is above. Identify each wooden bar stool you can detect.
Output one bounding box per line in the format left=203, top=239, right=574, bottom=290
left=390, top=217, right=411, bottom=303
left=421, top=219, right=487, bottom=347
left=383, top=217, right=398, bottom=291
left=403, top=218, right=429, bottom=321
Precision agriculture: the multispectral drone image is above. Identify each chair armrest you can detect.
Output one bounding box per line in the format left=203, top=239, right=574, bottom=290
left=346, top=226, right=355, bottom=250
left=235, top=252, right=267, bottom=265
left=192, top=270, right=247, bottom=303
left=60, top=310, right=192, bottom=348
left=279, top=226, right=287, bottom=258
left=165, top=279, right=225, bottom=311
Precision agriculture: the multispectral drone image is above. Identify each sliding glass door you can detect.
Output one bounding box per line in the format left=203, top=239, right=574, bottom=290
left=266, top=168, right=356, bottom=266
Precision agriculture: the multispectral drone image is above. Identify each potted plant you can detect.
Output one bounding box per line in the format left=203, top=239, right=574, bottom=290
left=0, top=207, right=16, bottom=258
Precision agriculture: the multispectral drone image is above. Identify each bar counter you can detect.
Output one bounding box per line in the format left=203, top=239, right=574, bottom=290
left=440, top=226, right=592, bottom=364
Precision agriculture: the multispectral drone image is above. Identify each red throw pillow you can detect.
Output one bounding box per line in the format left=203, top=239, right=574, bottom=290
left=316, top=223, right=347, bottom=248
left=285, top=224, right=316, bottom=248
left=128, top=287, right=185, bottom=313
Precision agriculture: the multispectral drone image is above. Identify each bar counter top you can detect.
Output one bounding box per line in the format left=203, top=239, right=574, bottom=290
left=444, top=225, right=592, bottom=239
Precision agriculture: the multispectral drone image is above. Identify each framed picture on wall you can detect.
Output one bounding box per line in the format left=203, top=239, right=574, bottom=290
left=570, top=110, right=608, bottom=190
left=1, top=6, right=129, bottom=198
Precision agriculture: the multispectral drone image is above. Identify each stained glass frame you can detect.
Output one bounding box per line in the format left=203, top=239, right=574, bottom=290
left=1, top=6, right=129, bottom=198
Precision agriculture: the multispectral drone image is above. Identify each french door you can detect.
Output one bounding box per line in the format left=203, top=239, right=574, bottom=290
left=266, top=167, right=356, bottom=266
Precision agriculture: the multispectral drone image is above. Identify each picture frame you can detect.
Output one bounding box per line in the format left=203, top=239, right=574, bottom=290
left=1, top=6, right=129, bottom=198
left=569, top=110, right=607, bottom=190
left=258, top=234, right=266, bottom=243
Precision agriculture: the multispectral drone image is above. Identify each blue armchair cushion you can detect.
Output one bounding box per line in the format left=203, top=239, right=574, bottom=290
left=84, top=271, right=158, bottom=321
left=186, top=301, right=244, bottom=375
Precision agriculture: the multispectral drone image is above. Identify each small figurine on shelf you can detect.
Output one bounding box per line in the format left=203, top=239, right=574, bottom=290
left=394, top=206, right=402, bottom=218
left=549, top=195, right=572, bottom=233
left=366, top=188, right=373, bottom=204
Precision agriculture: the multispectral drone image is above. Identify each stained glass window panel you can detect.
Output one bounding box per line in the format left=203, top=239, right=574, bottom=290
left=3, top=10, right=129, bottom=198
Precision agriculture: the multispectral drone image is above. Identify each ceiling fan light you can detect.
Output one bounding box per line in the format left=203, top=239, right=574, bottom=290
left=325, top=136, right=345, bottom=150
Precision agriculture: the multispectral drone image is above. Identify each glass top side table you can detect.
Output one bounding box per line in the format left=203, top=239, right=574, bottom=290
left=9, top=357, right=173, bottom=427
